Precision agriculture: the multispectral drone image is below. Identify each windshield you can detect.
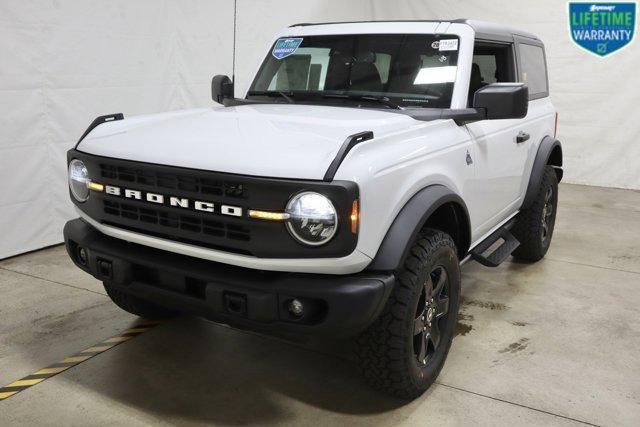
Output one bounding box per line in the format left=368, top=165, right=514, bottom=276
left=248, top=34, right=460, bottom=108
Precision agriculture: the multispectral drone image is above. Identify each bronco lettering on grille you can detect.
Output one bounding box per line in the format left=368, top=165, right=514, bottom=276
left=104, top=185, right=242, bottom=217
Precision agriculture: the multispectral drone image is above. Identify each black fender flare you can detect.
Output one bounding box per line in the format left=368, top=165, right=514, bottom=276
left=367, top=185, right=471, bottom=272
left=522, top=136, right=563, bottom=209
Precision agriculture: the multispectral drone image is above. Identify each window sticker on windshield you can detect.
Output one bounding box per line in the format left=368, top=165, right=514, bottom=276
left=272, top=38, right=304, bottom=59
left=438, top=39, right=458, bottom=51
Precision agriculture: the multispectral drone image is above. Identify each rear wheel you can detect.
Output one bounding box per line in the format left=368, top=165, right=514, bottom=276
left=512, top=166, right=558, bottom=262
left=356, top=229, right=460, bottom=399
left=103, top=282, right=176, bottom=319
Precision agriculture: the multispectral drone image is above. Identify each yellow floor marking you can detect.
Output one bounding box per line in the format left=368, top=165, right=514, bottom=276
left=82, top=345, right=114, bottom=353
left=60, top=355, right=92, bottom=363
left=104, top=336, right=132, bottom=343
left=7, top=378, right=45, bottom=387
left=0, top=391, right=18, bottom=399
left=1, top=321, right=161, bottom=402
left=34, top=366, right=69, bottom=375
left=123, top=327, right=151, bottom=334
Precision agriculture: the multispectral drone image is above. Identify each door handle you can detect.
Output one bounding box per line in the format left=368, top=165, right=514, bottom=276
left=516, top=131, right=530, bottom=143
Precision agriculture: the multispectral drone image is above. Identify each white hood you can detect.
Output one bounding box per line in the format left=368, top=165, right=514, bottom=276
left=78, top=104, right=418, bottom=180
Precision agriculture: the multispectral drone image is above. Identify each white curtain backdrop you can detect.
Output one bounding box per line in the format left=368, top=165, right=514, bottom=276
left=1, top=0, right=638, bottom=258
left=0, top=0, right=234, bottom=258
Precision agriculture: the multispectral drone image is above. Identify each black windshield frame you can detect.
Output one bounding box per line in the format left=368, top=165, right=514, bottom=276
left=247, top=34, right=460, bottom=109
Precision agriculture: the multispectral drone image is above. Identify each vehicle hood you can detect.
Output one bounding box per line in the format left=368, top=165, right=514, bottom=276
left=78, top=104, right=419, bottom=180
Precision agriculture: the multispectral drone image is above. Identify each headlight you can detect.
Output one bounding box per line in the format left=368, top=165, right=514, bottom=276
left=285, top=192, right=338, bottom=246
left=68, top=159, right=89, bottom=202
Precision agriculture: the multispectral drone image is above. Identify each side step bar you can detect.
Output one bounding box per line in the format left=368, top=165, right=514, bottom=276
left=470, top=222, right=520, bottom=267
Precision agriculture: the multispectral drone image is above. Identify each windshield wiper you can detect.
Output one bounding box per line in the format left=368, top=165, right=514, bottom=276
left=246, top=90, right=294, bottom=104
left=321, top=93, right=402, bottom=110
left=247, top=91, right=401, bottom=109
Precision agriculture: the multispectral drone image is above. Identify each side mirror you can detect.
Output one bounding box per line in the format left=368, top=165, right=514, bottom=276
left=211, top=75, right=234, bottom=103
left=473, top=83, right=528, bottom=120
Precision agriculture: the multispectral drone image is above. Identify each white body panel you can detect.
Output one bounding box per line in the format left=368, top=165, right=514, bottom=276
left=78, top=104, right=416, bottom=180
left=75, top=21, right=557, bottom=274
left=464, top=98, right=555, bottom=238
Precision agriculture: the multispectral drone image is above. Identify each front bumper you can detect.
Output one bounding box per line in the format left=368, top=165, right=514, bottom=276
left=64, top=218, right=394, bottom=337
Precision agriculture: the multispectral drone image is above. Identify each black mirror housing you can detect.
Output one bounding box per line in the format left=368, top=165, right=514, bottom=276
left=473, top=83, right=528, bottom=120
left=211, top=75, right=234, bottom=103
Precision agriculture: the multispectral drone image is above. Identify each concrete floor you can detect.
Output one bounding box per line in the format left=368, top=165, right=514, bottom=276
left=0, top=183, right=638, bottom=426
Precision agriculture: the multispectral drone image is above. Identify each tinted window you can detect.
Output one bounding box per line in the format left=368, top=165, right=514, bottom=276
left=518, top=44, right=548, bottom=97
left=249, top=34, right=460, bottom=108
left=469, top=44, right=516, bottom=106
left=474, top=54, right=498, bottom=84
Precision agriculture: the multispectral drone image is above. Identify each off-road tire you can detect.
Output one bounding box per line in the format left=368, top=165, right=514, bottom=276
left=512, top=166, right=558, bottom=262
left=104, top=282, right=176, bottom=319
left=356, top=229, right=461, bottom=399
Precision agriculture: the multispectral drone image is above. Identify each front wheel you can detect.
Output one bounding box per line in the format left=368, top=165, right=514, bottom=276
left=356, top=229, right=461, bottom=399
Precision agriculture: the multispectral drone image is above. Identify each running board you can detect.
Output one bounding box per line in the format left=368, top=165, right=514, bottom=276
left=470, top=225, right=520, bottom=267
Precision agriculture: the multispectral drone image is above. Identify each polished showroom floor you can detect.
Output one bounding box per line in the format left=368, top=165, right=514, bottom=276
left=1, top=183, right=638, bottom=426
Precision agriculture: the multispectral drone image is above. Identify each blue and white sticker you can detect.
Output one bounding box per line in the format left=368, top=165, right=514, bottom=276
left=272, top=38, right=304, bottom=59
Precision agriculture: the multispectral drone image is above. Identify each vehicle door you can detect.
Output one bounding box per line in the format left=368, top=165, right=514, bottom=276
left=465, top=40, right=530, bottom=238
left=512, top=37, right=556, bottom=201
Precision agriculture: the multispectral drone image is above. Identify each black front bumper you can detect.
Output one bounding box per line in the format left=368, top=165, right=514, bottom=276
left=63, top=218, right=394, bottom=337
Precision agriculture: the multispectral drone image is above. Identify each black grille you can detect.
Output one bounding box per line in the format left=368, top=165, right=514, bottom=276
left=103, top=200, right=250, bottom=242
left=99, top=164, right=246, bottom=199
left=70, top=150, right=359, bottom=259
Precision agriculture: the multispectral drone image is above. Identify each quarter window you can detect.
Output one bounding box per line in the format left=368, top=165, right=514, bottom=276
left=518, top=44, right=548, bottom=98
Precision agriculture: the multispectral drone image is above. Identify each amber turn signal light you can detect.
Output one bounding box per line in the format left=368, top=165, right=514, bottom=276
left=350, top=199, right=359, bottom=234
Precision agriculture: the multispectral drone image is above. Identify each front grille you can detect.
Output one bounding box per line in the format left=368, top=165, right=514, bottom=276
left=103, top=200, right=250, bottom=242
left=71, top=150, right=359, bottom=259
left=93, top=161, right=255, bottom=255
left=99, top=164, right=246, bottom=199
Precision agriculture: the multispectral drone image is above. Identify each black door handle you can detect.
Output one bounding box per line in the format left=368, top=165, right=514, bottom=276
left=516, top=131, right=530, bottom=143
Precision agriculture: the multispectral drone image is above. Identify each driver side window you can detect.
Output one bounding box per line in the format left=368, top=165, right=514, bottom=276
left=469, top=43, right=516, bottom=106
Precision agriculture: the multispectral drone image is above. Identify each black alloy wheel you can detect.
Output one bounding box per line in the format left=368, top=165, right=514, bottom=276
left=413, top=266, right=450, bottom=365
left=356, top=229, right=461, bottom=399
left=541, top=185, right=554, bottom=245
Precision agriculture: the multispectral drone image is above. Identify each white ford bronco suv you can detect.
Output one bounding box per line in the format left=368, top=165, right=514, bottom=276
left=64, top=20, right=562, bottom=398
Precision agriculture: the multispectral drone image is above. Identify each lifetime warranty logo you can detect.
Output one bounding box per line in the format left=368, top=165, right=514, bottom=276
left=569, top=2, right=637, bottom=56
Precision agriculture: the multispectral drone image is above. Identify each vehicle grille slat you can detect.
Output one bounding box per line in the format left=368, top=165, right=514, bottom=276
left=97, top=162, right=252, bottom=253
left=102, top=200, right=251, bottom=243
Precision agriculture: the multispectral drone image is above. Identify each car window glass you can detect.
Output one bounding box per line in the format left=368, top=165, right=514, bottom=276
left=374, top=53, right=391, bottom=84
left=268, top=47, right=330, bottom=91
left=250, top=34, right=460, bottom=108
left=469, top=44, right=516, bottom=106
left=519, top=44, right=548, bottom=97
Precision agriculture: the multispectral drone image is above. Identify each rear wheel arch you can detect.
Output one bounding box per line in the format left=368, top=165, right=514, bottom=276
left=523, top=136, right=563, bottom=209
left=367, top=185, right=471, bottom=271
left=548, top=144, right=563, bottom=181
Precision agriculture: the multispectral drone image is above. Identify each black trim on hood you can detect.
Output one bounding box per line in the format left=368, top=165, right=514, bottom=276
left=76, top=113, right=124, bottom=148
left=323, top=131, right=374, bottom=182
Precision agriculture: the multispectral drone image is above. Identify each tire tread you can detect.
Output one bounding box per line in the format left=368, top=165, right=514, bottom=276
left=356, top=229, right=458, bottom=398
left=512, top=166, right=558, bottom=262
